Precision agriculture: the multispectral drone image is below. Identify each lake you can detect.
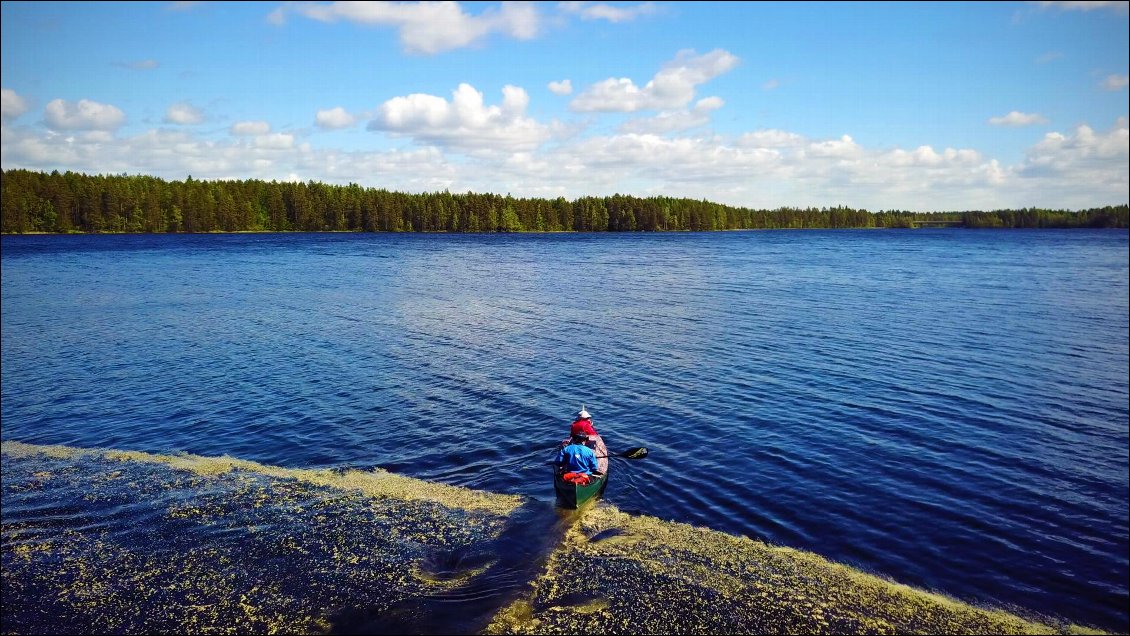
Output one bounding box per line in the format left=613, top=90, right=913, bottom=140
left=1, top=229, right=1127, bottom=633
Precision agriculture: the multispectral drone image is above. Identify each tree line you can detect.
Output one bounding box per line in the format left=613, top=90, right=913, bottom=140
left=2, top=169, right=1126, bottom=234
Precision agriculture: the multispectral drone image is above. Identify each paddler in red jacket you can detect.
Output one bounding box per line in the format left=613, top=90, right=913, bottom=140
left=570, top=405, right=598, bottom=441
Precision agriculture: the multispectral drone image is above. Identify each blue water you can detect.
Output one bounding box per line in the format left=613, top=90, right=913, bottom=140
left=2, top=230, right=1127, bottom=632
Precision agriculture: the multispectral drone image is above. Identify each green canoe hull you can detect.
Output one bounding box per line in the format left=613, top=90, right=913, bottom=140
left=553, top=434, right=609, bottom=509
left=553, top=471, right=608, bottom=509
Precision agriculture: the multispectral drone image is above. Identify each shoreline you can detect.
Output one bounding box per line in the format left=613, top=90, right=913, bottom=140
left=1, top=440, right=1109, bottom=635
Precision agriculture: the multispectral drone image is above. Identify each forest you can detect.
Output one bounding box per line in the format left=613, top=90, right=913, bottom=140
left=2, top=169, right=1127, bottom=234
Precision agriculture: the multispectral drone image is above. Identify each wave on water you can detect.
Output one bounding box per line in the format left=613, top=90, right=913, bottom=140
left=1, top=441, right=1104, bottom=635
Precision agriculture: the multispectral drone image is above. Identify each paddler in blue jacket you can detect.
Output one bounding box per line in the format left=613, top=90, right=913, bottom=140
left=556, top=432, right=600, bottom=475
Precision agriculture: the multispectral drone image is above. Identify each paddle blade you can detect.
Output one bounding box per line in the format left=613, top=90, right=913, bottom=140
left=621, top=447, right=648, bottom=459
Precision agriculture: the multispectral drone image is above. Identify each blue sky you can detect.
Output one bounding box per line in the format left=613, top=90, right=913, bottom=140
left=2, top=1, right=1127, bottom=211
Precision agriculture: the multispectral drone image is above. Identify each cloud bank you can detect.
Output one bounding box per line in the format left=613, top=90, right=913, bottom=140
left=4, top=90, right=1124, bottom=212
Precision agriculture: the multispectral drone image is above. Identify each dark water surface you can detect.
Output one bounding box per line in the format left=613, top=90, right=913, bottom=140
left=2, top=230, right=1127, bottom=632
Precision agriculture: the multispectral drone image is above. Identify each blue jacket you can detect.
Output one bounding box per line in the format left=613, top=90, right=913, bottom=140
left=556, top=442, right=599, bottom=474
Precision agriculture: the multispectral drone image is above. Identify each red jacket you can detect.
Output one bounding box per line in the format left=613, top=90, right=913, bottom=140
left=570, top=418, right=597, bottom=438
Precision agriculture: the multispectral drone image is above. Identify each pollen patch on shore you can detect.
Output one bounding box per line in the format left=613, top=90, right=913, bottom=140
left=485, top=504, right=1105, bottom=635
left=3, top=441, right=1108, bottom=636
left=2, top=440, right=524, bottom=635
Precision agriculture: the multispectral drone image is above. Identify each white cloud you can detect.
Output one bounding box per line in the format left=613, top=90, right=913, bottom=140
left=1101, top=73, right=1128, bottom=91
left=76, top=130, right=116, bottom=144
left=115, top=59, right=159, bottom=70
left=558, top=1, right=658, bottom=22
left=988, top=111, right=1049, bottom=126
left=571, top=49, right=740, bottom=112
left=1, top=88, right=29, bottom=122
left=1035, top=1, right=1129, bottom=13
left=231, top=120, right=271, bottom=136
left=1024, top=119, right=1129, bottom=169
left=695, top=96, right=724, bottom=112
left=736, top=129, right=805, bottom=148
left=368, top=83, right=552, bottom=152
left=1035, top=51, right=1063, bottom=64
left=164, top=102, right=204, bottom=125
left=806, top=134, right=862, bottom=159
left=1011, top=119, right=1129, bottom=204
left=548, top=79, right=573, bottom=95
left=279, top=1, right=540, bottom=54
left=762, top=78, right=781, bottom=90
left=43, top=98, right=125, bottom=131
left=618, top=97, right=724, bottom=134
left=315, top=106, right=357, bottom=129
left=266, top=4, right=288, bottom=25
left=619, top=111, right=707, bottom=135
left=883, top=145, right=982, bottom=168
left=254, top=133, right=295, bottom=150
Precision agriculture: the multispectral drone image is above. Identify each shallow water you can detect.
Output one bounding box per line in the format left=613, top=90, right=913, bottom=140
left=2, top=230, right=1127, bottom=632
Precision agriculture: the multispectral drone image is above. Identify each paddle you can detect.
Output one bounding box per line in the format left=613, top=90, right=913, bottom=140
left=596, top=447, right=649, bottom=460
left=546, top=447, right=649, bottom=464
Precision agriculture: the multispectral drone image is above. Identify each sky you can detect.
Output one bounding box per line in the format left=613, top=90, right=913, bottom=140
left=1, top=1, right=1127, bottom=212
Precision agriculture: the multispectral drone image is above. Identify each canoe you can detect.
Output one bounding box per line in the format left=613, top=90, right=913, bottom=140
left=553, top=435, right=609, bottom=509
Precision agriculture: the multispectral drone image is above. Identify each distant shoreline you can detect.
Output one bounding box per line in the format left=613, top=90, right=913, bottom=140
left=3, top=169, right=1127, bottom=234
left=7, top=226, right=1130, bottom=237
